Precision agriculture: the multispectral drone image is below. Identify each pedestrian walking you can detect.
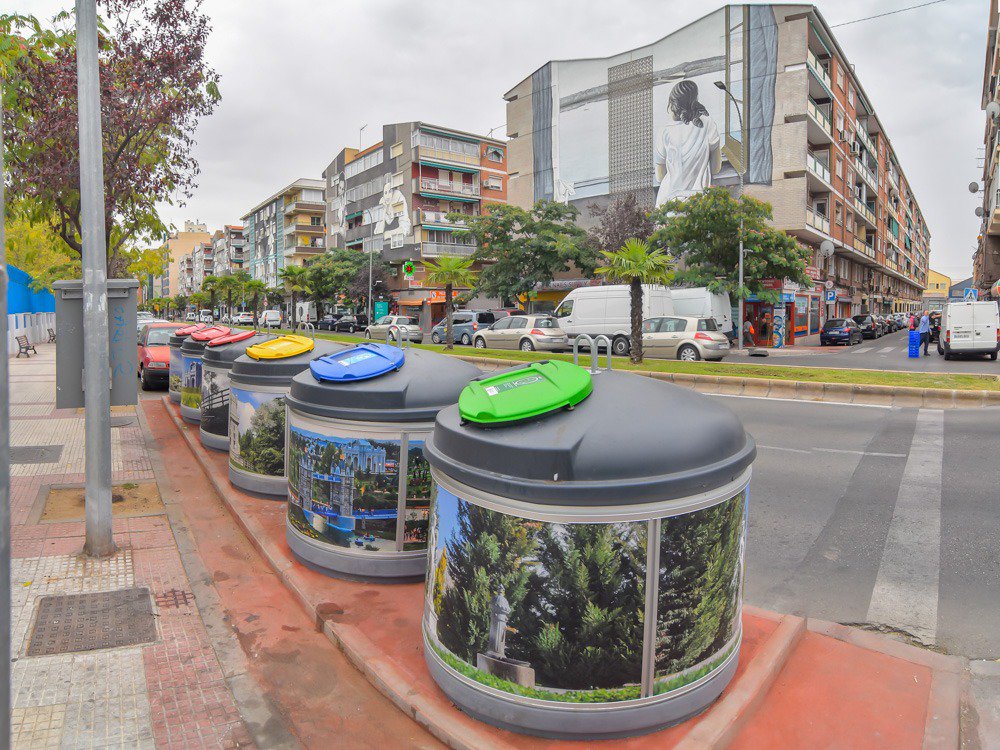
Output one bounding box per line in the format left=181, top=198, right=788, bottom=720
left=917, top=309, right=931, bottom=356
left=909, top=313, right=917, bottom=331
left=743, top=318, right=755, bottom=348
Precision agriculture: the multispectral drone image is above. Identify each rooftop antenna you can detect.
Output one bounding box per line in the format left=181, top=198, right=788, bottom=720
left=359, top=123, right=368, bottom=150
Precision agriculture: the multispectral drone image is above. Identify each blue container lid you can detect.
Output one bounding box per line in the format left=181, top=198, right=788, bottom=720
left=310, top=343, right=405, bottom=383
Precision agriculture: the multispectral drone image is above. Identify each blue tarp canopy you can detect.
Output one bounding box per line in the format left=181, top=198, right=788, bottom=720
left=7, top=265, right=55, bottom=314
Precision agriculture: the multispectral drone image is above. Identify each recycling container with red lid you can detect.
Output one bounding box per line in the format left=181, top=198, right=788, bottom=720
left=167, top=323, right=206, bottom=403
left=178, top=327, right=232, bottom=423
left=199, top=330, right=272, bottom=451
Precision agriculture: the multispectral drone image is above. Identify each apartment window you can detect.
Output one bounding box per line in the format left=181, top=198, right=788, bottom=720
left=486, top=146, right=504, bottom=162
left=835, top=110, right=844, bottom=134
left=846, top=212, right=854, bottom=232
left=417, top=132, right=479, bottom=158
left=483, top=175, right=503, bottom=190
left=835, top=202, right=843, bottom=225
left=310, top=216, right=322, bottom=226
left=834, top=158, right=842, bottom=179
left=391, top=171, right=404, bottom=189
left=390, top=142, right=403, bottom=159
left=345, top=149, right=385, bottom=179
left=390, top=233, right=404, bottom=249
left=836, top=65, right=845, bottom=90
left=847, top=85, right=855, bottom=106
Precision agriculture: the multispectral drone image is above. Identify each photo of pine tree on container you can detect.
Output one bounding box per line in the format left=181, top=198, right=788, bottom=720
left=403, top=442, right=431, bottom=551
left=654, top=491, right=747, bottom=695
left=228, top=387, right=285, bottom=477
left=426, top=485, right=647, bottom=703
left=287, top=422, right=401, bottom=553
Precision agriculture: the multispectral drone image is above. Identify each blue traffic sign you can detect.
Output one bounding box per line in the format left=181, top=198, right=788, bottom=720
left=825, top=290, right=836, bottom=302
left=964, top=287, right=979, bottom=301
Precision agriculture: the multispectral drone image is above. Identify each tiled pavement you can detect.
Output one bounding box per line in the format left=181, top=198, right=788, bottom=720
left=8, top=346, right=253, bottom=749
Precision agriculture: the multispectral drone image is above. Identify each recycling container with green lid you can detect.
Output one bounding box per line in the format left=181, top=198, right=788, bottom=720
left=179, top=326, right=232, bottom=423
left=284, top=342, right=480, bottom=580
left=421, top=359, right=756, bottom=739
left=199, top=330, right=272, bottom=451
left=228, top=335, right=345, bottom=497
left=168, top=323, right=207, bottom=403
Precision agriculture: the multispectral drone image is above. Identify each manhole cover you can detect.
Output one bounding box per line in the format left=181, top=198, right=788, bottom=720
left=26, top=587, right=157, bottom=656
left=11, top=445, right=64, bottom=465
left=154, top=589, right=194, bottom=609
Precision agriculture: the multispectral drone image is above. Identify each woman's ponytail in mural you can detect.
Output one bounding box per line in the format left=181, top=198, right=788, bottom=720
left=669, top=79, right=710, bottom=128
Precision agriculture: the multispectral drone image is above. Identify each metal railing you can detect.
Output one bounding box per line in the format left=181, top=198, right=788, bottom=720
left=417, top=210, right=470, bottom=226
left=572, top=334, right=613, bottom=374
left=421, top=241, right=476, bottom=258
left=807, top=98, right=832, bottom=135
left=806, top=152, right=831, bottom=184
left=386, top=324, right=410, bottom=349
left=418, top=177, right=480, bottom=197
left=807, top=48, right=832, bottom=90
left=806, top=207, right=830, bottom=235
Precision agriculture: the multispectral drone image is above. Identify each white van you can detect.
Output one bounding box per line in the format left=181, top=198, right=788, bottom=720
left=553, top=285, right=674, bottom=355
left=668, top=288, right=733, bottom=335
left=939, top=302, right=999, bottom=360
left=295, top=300, right=317, bottom=324
left=258, top=309, right=283, bottom=328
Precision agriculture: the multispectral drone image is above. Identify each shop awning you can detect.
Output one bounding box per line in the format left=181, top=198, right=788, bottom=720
left=417, top=191, right=480, bottom=203
left=398, top=299, right=424, bottom=307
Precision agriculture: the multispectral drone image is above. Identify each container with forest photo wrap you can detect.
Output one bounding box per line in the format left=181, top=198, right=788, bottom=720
left=424, top=485, right=748, bottom=704
left=229, top=387, right=286, bottom=477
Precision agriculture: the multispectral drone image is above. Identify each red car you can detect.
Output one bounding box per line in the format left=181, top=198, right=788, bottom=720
left=137, top=322, right=184, bottom=390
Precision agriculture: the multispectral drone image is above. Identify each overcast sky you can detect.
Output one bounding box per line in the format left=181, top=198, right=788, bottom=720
left=23, top=0, right=985, bottom=281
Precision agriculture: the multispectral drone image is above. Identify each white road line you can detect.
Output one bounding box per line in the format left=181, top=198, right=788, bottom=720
left=855, top=346, right=874, bottom=353
left=878, top=346, right=895, bottom=354
left=756, top=444, right=812, bottom=454
left=813, top=447, right=906, bottom=458
left=866, top=409, right=943, bottom=645
left=709, top=394, right=892, bottom=409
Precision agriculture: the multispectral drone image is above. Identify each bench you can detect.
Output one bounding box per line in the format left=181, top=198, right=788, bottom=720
left=16, top=335, right=37, bottom=358
left=47, top=328, right=57, bottom=343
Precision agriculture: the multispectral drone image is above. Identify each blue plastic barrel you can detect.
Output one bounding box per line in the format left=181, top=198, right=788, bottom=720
left=908, top=330, right=921, bottom=358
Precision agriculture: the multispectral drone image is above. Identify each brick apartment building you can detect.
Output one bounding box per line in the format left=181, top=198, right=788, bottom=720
left=504, top=4, right=929, bottom=345
left=976, top=0, right=1000, bottom=296
left=323, top=122, right=508, bottom=327
left=241, top=178, right=326, bottom=289
left=153, top=220, right=210, bottom=300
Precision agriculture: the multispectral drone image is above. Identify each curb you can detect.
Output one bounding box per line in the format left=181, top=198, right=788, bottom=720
left=160, top=397, right=965, bottom=749
left=454, top=355, right=1000, bottom=409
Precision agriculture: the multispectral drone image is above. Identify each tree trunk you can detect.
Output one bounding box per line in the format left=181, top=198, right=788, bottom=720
left=227, top=290, right=233, bottom=320
left=444, top=283, right=454, bottom=350
left=252, top=292, right=260, bottom=330
left=630, top=277, right=643, bottom=364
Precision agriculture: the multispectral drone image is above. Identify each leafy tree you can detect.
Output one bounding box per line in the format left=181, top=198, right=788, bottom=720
left=3, top=217, right=80, bottom=289
left=529, top=523, right=646, bottom=689
left=656, top=493, right=745, bottom=677
left=3, top=0, right=221, bottom=275
left=595, top=238, right=673, bottom=363
left=458, top=201, right=596, bottom=305
left=587, top=193, right=653, bottom=254
left=305, top=248, right=364, bottom=311
left=422, top=255, right=477, bottom=349
left=215, top=272, right=246, bottom=319
left=201, top=275, right=221, bottom=316
left=171, top=294, right=187, bottom=316
left=244, top=279, right=265, bottom=326
left=346, top=255, right=391, bottom=313
left=279, top=264, right=310, bottom=329
left=237, top=397, right=285, bottom=475
left=649, top=187, right=811, bottom=303
left=436, top=500, right=538, bottom=665
left=431, top=548, right=448, bottom=616
left=265, top=286, right=284, bottom=310
left=189, top=290, right=209, bottom=311
left=123, top=244, right=168, bottom=285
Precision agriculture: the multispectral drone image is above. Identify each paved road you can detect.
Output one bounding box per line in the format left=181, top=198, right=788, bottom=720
left=715, top=394, right=1000, bottom=659
left=728, top=330, right=1000, bottom=374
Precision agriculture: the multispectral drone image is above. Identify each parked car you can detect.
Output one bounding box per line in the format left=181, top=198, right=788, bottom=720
left=258, top=309, right=283, bottom=328
left=198, top=310, right=215, bottom=324
left=430, top=310, right=498, bottom=345
left=852, top=314, right=878, bottom=339
left=638, top=316, right=730, bottom=361
left=365, top=315, right=423, bottom=343
left=473, top=314, right=568, bottom=352
left=230, top=311, right=254, bottom=325
left=820, top=318, right=863, bottom=346
left=938, top=301, right=999, bottom=360
left=332, top=314, right=368, bottom=333
left=185, top=311, right=197, bottom=322
left=136, top=322, right=184, bottom=390
left=316, top=314, right=346, bottom=331
left=136, top=318, right=169, bottom=334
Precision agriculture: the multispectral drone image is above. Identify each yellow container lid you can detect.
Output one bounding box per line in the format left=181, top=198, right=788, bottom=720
left=245, top=334, right=315, bottom=360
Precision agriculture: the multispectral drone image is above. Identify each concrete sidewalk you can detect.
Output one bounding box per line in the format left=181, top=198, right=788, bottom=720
left=159, top=393, right=977, bottom=750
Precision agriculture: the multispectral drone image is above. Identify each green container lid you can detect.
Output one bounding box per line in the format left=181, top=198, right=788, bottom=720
left=459, top=360, right=592, bottom=425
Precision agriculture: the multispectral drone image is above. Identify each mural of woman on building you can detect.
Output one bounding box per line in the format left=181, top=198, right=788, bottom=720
left=654, top=80, right=722, bottom=207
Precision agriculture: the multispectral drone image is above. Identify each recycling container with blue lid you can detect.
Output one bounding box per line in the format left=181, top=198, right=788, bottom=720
left=199, top=330, right=272, bottom=451
left=178, top=326, right=232, bottom=423
left=168, top=323, right=206, bottom=403
left=227, top=335, right=345, bottom=497
left=284, top=342, right=480, bottom=580
left=421, top=359, right=756, bottom=739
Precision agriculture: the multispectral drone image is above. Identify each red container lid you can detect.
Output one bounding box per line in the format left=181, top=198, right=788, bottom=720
left=176, top=323, right=208, bottom=336
left=189, top=325, right=232, bottom=342
left=207, top=329, right=258, bottom=347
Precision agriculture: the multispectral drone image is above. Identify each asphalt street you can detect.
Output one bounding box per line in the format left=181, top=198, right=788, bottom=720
left=727, top=329, right=1000, bottom=374
left=716, top=393, right=1000, bottom=659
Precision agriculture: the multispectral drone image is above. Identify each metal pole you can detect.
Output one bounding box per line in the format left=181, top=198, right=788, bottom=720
left=367, top=245, right=373, bottom=324
left=0, top=78, right=13, bottom=749
left=77, top=0, right=115, bottom=557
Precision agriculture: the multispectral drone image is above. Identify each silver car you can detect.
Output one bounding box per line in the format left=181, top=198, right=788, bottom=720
left=473, top=314, right=568, bottom=352
left=641, top=316, right=730, bottom=361
left=365, top=315, right=424, bottom=343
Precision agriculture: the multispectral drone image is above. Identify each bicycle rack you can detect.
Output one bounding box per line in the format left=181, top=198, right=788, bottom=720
left=386, top=324, right=410, bottom=349
left=572, top=334, right=613, bottom=373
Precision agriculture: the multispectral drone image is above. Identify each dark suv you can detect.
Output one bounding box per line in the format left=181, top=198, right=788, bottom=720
left=852, top=314, right=878, bottom=339
left=430, top=310, right=498, bottom=345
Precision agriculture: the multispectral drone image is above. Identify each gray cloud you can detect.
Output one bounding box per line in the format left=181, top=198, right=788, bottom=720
left=19, top=0, right=983, bottom=280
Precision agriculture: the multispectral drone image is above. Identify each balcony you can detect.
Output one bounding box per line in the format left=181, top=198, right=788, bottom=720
left=416, top=145, right=480, bottom=168
left=418, top=177, right=480, bottom=199
left=284, top=199, right=325, bottom=215
left=853, top=237, right=876, bottom=260
left=806, top=152, right=832, bottom=188
left=421, top=241, right=476, bottom=258
left=416, top=210, right=471, bottom=227
left=854, top=159, right=878, bottom=194
left=806, top=99, right=833, bottom=143
left=284, top=221, right=325, bottom=235
left=989, top=188, right=1000, bottom=235
left=855, top=119, right=876, bottom=155
left=805, top=207, right=830, bottom=235
left=807, top=48, right=832, bottom=92
left=853, top=197, right=877, bottom=227
left=285, top=241, right=325, bottom=257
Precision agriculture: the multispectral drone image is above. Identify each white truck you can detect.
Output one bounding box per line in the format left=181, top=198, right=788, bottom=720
left=938, top=301, right=1000, bottom=360
left=552, top=285, right=731, bottom=356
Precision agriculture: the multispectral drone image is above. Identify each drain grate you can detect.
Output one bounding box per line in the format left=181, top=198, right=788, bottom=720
left=154, top=589, right=194, bottom=609
left=12, top=445, right=64, bottom=465
left=26, top=587, right=157, bottom=656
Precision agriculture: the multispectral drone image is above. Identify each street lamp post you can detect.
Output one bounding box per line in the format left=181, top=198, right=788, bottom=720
left=714, top=81, right=747, bottom=349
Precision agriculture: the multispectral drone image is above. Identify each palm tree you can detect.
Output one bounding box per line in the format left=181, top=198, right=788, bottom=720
left=279, top=265, right=311, bottom=330
left=596, top=238, right=673, bottom=364
left=202, top=275, right=222, bottom=319
left=422, top=256, right=477, bottom=350
left=244, top=280, right=266, bottom=329
left=229, top=270, right=251, bottom=317
left=172, top=294, right=188, bottom=320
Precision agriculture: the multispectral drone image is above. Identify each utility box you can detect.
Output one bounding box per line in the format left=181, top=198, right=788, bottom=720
left=53, top=279, right=139, bottom=409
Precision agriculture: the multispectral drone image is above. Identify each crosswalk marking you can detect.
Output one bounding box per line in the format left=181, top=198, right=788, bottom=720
left=855, top=346, right=874, bottom=353
left=866, top=409, right=943, bottom=646
left=878, top=346, right=895, bottom=354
